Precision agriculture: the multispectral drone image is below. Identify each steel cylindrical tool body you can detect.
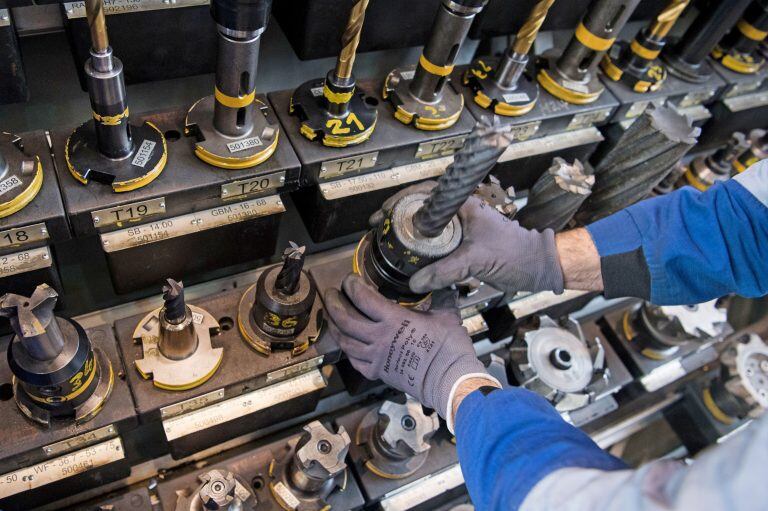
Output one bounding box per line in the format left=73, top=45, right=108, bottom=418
left=212, top=31, right=261, bottom=138
left=253, top=265, right=316, bottom=339
left=158, top=306, right=199, bottom=361
left=721, top=0, right=768, bottom=55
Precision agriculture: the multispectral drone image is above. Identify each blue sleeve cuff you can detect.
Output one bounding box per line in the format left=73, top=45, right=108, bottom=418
left=455, top=388, right=627, bottom=511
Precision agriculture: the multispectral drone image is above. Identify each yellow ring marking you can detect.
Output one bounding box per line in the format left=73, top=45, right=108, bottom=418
left=474, top=91, right=535, bottom=116
left=137, top=353, right=224, bottom=391
left=738, top=19, right=768, bottom=41
left=703, top=387, right=735, bottom=425
left=322, top=120, right=377, bottom=148
left=630, top=40, right=660, bottom=60
left=575, top=22, right=615, bottom=51
left=640, top=347, right=667, bottom=361
left=365, top=459, right=413, bottom=480
left=633, top=80, right=653, bottom=93
left=77, top=358, right=114, bottom=424
left=0, top=158, right=44, bottom=219
left=300, top=124, right=319, bottom=141
left=92, top=107, right=129, bottom=126
left=215, top=86, right=256, bottom=109
left=195, top=131, right=279, bottom=169
left=323, top=84, right=354, bottom=104
left=721, top=54, right=762, bottom=74
left=419, top=54, right=454, bottom=76
left=684, top=168, right=710, bottom=191
left=537, top=69, right=601, bottom=104
left=27, top=355, right=97, bottom=404
left=621, top=311, right=636, bottom=342
left=600, top=56, right=624, bottom=81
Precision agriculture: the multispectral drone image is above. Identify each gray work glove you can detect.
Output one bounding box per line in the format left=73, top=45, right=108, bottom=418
left=324, top=274, right=496, bottom=419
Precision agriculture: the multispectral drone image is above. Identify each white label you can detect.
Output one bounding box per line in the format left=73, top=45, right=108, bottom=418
left=503, top=92, right=530, bottom=103
left=162, top=369, right=326, bottom=441
left=724, top=90, right=768, bottom=112
left=561, top=79, right=589, bottom=94
left=319, top=156, right=453, bottom=200
left=272, top=481, right=301, bottom=509
left=100, top=195, right=285, bottom=252
left=400, top=70, right=416, bottom=80
left=725, top=79, right=763, bottom=98
left=91, top=197, right=166, bottom=228
left=0, top=438, right=124, bottom=499
left=640, top=359, right=686, bottom=392
left=266, top=356, right=324, bottom=383
left=310, top=86, right=324, bottom=97
left=131, top=140, right=156, bottom=168
left=227, top=136, right=263, bottom=153
left=0, top=175, right=22, bottom=197
left=462, top=313, right=488, bottom=337
left=498, top=127, right=603, bottom=163
left=508, top=289, right=591, bottom=318
left=508, top=121, right=540, bottom=141
left=0, top=223, right=48, bottom=249
left=0, top=246, right=52, bottom=277
left=160, top=388, right=226, bottom=419
left=42, top=425, right=117, bottom=458
left=381, top=464, right=464, bottom=511
left=191, top=311, right=204, bottom=325
left=567, top=109, right=612, bottom=130
left=64, top=0, right=208, bottom=18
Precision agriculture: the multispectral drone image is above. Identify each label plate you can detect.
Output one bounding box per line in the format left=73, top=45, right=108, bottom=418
left=640, top=359, right=686, bottom=392
left=625, top=100, right=650, bottom=119
left=0, top=437, right=125, bottom=499
left=160, top=388, right=226, bottom=419
left=415, top=135, right=466, bottom=159
left=503, top=92, right=530, bottom=103
left=319, top=156, right=453, bottom=200
left=567, top=109, right=612, bottom=130
left=319, top=152, right=379, bottom=181
left=91, top=197, right=166, bottom=229
left=266, top=355, right=324, bottom=383
left=0, top=246, right=52, bottom=277
left=678, top=89, right=716, bottom=108
left=0, top=10, right=9, bottom=28
left=226, top=136, right=262, bottom=153
left=100, top=195, right=285, bottom=253
left=63, top=0, right=208, bottom=18
left=381, top=464, right=464, bottom=511
left=221, top=172, right=286, bottom=199
left=130, top=140, right=156, bottom=168
left=498, top=127, right=603, bottom=163
left=724, top=90, right=768, bottom=112
left=0, top=223, right=48, bottom=250
left=42, top=424, right=117, bottom=458
left=162, top=369, right=326, bottom=441
left=508, top=289, right=591, bottom=318
left=272, top=481, right=302, bottom=509
left=0, top=175, right=22, bottom=197
left=508, top=121, right=540, bottom=141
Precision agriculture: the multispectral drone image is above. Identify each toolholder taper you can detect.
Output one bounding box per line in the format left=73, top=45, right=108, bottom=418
left=0, top=132, right=44, bottom=219
left=711, top=0, right=768, bottom=74
left=684, top=132, right=751, bottom=191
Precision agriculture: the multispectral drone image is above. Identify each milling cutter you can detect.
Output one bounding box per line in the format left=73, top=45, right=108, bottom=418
left=238, top=242, right=321, bottom=356
left=620, top=300, right=729, bottom=360
left=354, top=120, right=511, bottom=305
left=175, top=469, right=257, bottom=511
left=268, top=421, right=350, bottom=511
left=601, top=0, right=691, bottom=93
left=185, top=0, right=280, bottom=169
left=133, top=279, right=223, bottom=391
left=734, top=129, right=768, bottom=173
left=356, top=397, right=440, bottom=479
left=0, top=132, right=44, bottom=219
left=684, top=132, right=751, bottom=191
left=703, top=334, right=768, bottom=425
left=537, top=0, right=641, bottom=104
left=663, top=0, right=752, bottom=83
left=0, top=284, right=113, bottom=425
left=711, top=0, right=768, bottom=74
left=509, top=317, right=607, bottom=412
left=289, top=0, right=378, bottom=147
left=383, top=0, right=488, bottom=130
left=64, top=0, right=167, bottom=192
left=463, top=0, right=555, bottom=116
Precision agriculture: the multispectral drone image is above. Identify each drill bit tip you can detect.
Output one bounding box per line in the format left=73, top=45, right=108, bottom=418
left=275, top=242, right=306, bottom=295
left=0, top=284, right=58, bottom=338
left=161, top=278, right=187, bottom=323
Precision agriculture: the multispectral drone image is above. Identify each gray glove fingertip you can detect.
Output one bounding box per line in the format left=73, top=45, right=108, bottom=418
left=342, top=273, right=396, bottom=320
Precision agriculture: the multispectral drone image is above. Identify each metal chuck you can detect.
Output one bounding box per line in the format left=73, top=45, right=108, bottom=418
left=463, top=0, right=555, bottom=116
left=704, top=334, right=768, bottom=425
left=0, top=132, right=44, bottom=218
left=575, top=104, right=699, bottom=224
left=134, top=279, right=223, bottom=391
left=268, top=421, right=350, bottom=511
left=620, top=300, right=728, bottom=360
left=537, top=0, right=641, bottom=104
left=0, top=284, right=113, bottom=425
left=290, top=0, right=378, bottom=147
left=517, top=157, right=594, bottom=232
left=663, top=0, right=752, bottom=83
left=712, top=0, right=768, bottom=74
left=238, top=242, right=321, bottom=356
left=185, top=0, right=279, bottom=169
left=355, top=119, right=512, bottom=304
left=652, top=160, right=686, bottom=195
left=384, top=0, right=488, bottom=130
left=65, top=0, right=167, bottom=192
left=510, top=317, right=607, bottom=412
left=601, top=0, right=691, bottom=93
left=734, top=129, right=768, bottom=173
left=684, top=132, right=751, bottom=191
left=175, top=469, right=257, bottom=511
left=356, top=397, right=440, bottom=479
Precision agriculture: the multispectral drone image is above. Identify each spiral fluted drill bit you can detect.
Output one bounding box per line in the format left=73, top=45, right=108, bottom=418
left=685, top=132, right=751, bottom=191
left=464, top=0, right=555, bottom=115
left=275, top=242, right=306, bottom=295
left=576, top=105, right=699, bottom=224
left=85, top=0, right=109, bottom=52
left=601, top=0, right=691, bottom=92
left=517, top=158, right=595, bottom=232
left=413, top=120, right=513, bottom=237
left=336, top=0, right=368, bottom=81
left=162, top=279, right=186, bottom=324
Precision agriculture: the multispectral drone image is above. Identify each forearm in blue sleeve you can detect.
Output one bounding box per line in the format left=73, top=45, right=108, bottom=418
left=454, top=388, right=626, bottom=511
left=586, top=160, right=768, bottom=305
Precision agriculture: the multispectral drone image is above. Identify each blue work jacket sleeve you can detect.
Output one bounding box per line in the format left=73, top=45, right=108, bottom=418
left=585, top=159, right=768, bottom=305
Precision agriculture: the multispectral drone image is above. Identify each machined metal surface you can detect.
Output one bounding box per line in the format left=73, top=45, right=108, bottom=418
left=0, top=132, right=44, bottom=219
left=517, top=157, right=594, bottom=232
left=684, top=132, right=751, bottom=191
left=734, top=128, right=768, bottom=172
left=174, top=469, right=256, bottom=511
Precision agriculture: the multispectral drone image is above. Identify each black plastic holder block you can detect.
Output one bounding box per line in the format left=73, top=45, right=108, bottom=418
left=599, top=304, right=723, bottom=393
left=52, top=103, right=300, bottom=294
left=114, top=279, right=340, bottom=460
left=269, top=80, right=475, bottom=243
left=0, top=324, right=138, bottom=511
left=454, top=64, right=618, bottom=192
left=0, top=9, right=27, bottom=104
left=0, top=130, right=70, bottom=298
left=334, top=402, right=463, bottom=509
left=156, top=422, right=366, bottom=510
left=61, top=0, right=216, bottom=87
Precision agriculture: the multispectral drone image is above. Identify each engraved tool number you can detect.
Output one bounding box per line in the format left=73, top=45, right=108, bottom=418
left=0, top=251, right=31, bottom=275
left=112, top=204, right=149, bottom=223
left=237, top=178, right=273, bottom=196
left=424, top=138, right=462, bottom=156
left=326, top=113, right=365, bottom=134
left=332, top=156, right=366, bottom=175
left=266, top=312, right=298, bottom=328
left=2, top=230, right=29, bottom=245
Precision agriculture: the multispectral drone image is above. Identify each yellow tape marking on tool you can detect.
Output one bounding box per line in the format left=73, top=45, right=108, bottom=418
left=738, top=19, right=768, bottom=41
left=93, top=107, right=129, bottom=126
left=575, top=22, right=615, bottom=51
left=419, top=54, right=454, bottom=76
left=215, top=87, right=256, bottom=108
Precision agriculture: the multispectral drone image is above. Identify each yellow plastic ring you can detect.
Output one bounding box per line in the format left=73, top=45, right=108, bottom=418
left=575, top=22, right=615, bottom=51
left=630, top=39, right=660, bottom=60
left=419, top=54, right=454, bottom=77
left=738, top=19, right=768, bottom=41
left=215, top=87, right=256, bottom=109
left=323, top=84, right=354, bottom=105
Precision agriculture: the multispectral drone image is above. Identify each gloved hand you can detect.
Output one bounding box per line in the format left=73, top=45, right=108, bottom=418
left=323, top=274, right=496, bottom=418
